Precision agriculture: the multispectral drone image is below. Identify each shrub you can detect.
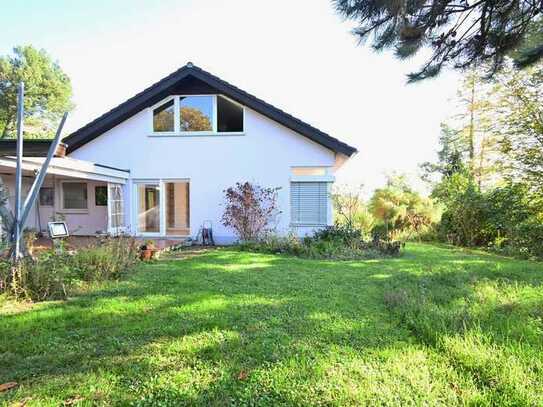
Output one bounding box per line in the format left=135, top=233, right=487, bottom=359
left=0, top=235, right=139, bottom=301
left=434, top=180, right=543, bottom=259
left=332, top=184, right=375, bottom=237
left=369, top=176, right=441, bottom=241
left=0, top=252, right=75, bottom=301
left=238, top=225, right=402, bottom=260
left=310, top=224, right=363, bottom=246
left=221, top=182, right=281, bottom=241
left=72, top=235, right=139, bottom=281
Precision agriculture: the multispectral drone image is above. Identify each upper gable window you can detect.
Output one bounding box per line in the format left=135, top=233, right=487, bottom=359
left=217, top=95, right=243, bottom=132
left=179, top=96, right=213, bottom=131
left=150, top=95, right=244, bottom=135
left=153, top=99, right=174, bottom=132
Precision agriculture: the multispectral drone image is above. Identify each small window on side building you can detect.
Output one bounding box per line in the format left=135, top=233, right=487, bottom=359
left=95, top=186, right=108, bottom=206
left=62, top=182, right=88, bottom=210
left=39, top=187, right=54, bottom=206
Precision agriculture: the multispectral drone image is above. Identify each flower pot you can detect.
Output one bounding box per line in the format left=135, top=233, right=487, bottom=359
left=140, top=248, right=156, bottom=261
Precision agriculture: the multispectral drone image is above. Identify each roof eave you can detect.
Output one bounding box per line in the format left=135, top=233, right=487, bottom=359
left=64, top=64, right=358, bottom=156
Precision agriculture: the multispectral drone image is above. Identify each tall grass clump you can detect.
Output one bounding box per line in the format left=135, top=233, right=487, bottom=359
left=0, top=235, right=139, bottom=302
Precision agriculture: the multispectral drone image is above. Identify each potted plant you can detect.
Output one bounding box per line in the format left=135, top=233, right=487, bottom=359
left=140, top=239, right=157, bottom=260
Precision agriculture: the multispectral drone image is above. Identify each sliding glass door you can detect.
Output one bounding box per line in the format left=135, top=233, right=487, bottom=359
left=135, top=180, right=190, bottom=236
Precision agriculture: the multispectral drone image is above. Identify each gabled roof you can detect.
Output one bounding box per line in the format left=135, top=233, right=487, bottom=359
left=63, top=63, right=357, bottom=156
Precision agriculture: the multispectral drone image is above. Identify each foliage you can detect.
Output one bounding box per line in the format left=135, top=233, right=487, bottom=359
left=369, top=175, right=440, bottom=241
left=423, top=63, right=543, bottom=258
left=0, top=45, right=73, bottom=138
left=0, top=235, right=139, bottom=301
left=332, top=184, right=375, bottom=236
left=333, top=0, right=543, bottom=81
left=435, top=179, right=491, bottom=247
left=71, top=235, right=139, bottom=282
left=423, top=68, right=503, bottom=191
left=239, top=225, right=402, bottom=259
left=221, top=182, right=281, bottom=241
left=432, top=170, right=543, bottom=257
left=495, top=64, right=543, bottom=194
left=2, top=244, right=543, bottom=405
left=180, top=107, right=212, bottom=131
left=0, top=252, right=73, bottom=301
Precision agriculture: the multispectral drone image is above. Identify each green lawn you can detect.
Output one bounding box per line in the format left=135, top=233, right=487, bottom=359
left=1, top=244, right=542, bottom=406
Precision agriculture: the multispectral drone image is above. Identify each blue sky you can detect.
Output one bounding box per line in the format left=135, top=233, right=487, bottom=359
left=1, top=0, right=460, bottom=194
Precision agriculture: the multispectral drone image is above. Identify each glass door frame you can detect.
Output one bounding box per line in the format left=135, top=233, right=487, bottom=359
left=132, top=179, right=190, bottom=237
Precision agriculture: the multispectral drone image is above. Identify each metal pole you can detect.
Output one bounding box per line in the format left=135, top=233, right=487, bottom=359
left=14, top=82, right=24, bottom=260
left=20, top=113, right=67, bottom=229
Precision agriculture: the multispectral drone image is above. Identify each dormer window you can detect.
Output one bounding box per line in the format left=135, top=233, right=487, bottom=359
left=151, top=95, right=244, bottom=135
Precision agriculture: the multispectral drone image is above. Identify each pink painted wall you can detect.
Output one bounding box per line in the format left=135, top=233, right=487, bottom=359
left=3, top=175, right=108, bottom=236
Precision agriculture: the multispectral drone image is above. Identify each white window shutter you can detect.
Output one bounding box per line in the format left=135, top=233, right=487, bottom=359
left=290, top=182, right=328, bottom=225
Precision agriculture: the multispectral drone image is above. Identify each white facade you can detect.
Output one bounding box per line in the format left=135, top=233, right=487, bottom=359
left=68, top=103, right=346, bottom=243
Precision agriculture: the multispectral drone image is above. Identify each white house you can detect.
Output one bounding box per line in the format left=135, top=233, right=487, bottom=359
left=0, top=63, right=357, bottom=244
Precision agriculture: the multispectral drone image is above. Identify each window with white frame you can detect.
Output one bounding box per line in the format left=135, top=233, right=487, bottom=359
left=179, top=96, right=213, bottom=131
left=151, top=95, right=244, bottom=134
left=108, top=184, right=124, bottom=234
left=39, top=187, right=54, bottom=206
left=62, top=182, right=88, bottom=210
left=217, top=95, right=243, bottom=132
left=152, top=99, right=175, bottom=132
left=290, top=182, right=329, bottom=225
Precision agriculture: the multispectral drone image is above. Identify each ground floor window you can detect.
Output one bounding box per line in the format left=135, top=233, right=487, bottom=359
left=95, top=185, right=108, bottom=206
left=290, top=182, right=329, bottom=225
left=62, top=182, right=88, bottom=210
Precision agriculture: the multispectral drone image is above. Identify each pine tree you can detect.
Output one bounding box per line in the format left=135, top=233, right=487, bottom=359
left=333, top=1, right=543, bottom=81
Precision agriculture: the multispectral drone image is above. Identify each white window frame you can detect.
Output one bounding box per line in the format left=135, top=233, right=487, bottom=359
left=59, top=180, right=89, bottom=213
left=39, top=187, right=55, bottom=207
left=150, top=96, right=176, bottom=135
left=107, top=183, right=126, bottom=235
left=133, top=180, right=162, bottom=237
left=132, top=178, right=191, bottom=237
left=149, top=94, right=245, bottom=136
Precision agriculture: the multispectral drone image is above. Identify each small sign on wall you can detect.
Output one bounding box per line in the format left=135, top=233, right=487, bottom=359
left=48, top=221, right=69, bottom=238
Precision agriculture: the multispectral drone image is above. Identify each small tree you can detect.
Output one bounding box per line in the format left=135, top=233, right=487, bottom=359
left=370, top=176, right=440, bottom=241
left=221, top=182, right=280, bottom=241
left=332, top=184, right=375, bottom=235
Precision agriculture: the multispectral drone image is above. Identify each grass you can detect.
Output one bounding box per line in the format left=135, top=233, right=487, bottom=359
left=1, top=243, right=542, bottom=406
